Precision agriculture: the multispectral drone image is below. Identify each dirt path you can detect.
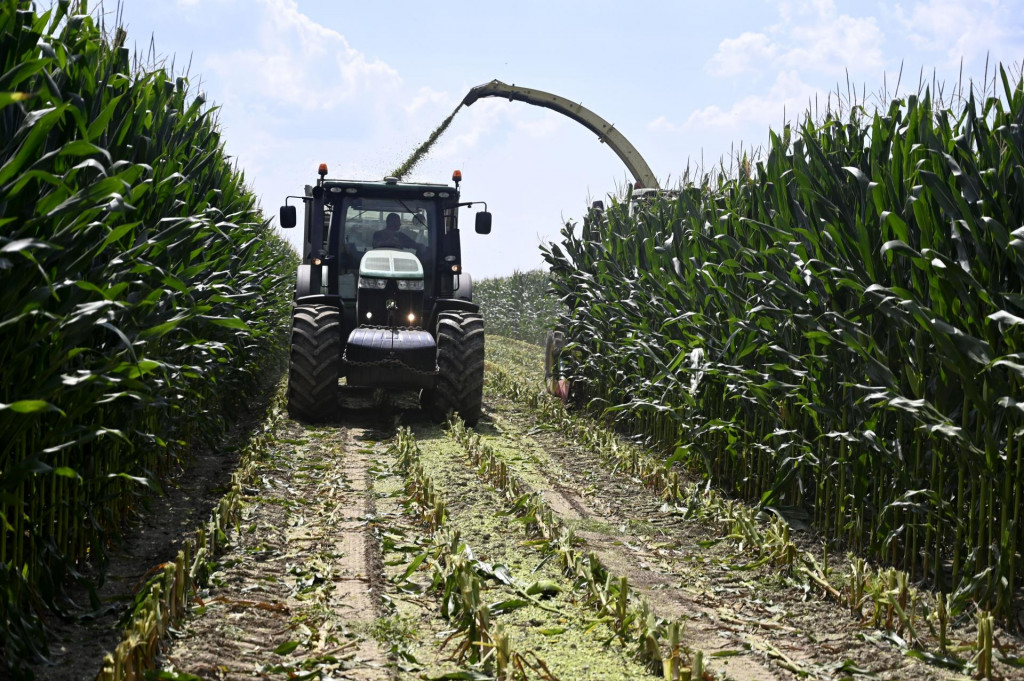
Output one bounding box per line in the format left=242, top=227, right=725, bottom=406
left=158, top=411, right=393, bottom=680
left=372, top=427, right=656, bottom=680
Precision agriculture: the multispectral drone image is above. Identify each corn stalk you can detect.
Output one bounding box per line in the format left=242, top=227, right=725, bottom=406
left=0, top=1, right=297, bottom=672
left=543, top=65, right=1024, bottom=623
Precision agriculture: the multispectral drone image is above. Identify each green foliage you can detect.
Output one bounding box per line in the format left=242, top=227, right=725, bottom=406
left=476, top=270, right=559, bottom=346
left=0, top=0, right=298, bottom=673
left=544, top=65, right=1024, bottom=622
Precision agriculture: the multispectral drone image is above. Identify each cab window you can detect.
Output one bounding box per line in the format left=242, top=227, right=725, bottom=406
left=330, top=197, right=437, bottom=294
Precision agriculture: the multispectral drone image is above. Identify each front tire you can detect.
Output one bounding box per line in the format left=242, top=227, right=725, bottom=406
left=425, top=312, right=485, bottom=426
left=287, top=304, right=341, bottom=422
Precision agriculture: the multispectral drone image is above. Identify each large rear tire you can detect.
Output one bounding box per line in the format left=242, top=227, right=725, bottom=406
left=424, top=312, right=485, bottom=426
left=287, top=304, right=341, bottom=422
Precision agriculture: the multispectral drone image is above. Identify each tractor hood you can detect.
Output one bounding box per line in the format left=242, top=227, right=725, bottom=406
left=359, top=249, right=424, bottom=280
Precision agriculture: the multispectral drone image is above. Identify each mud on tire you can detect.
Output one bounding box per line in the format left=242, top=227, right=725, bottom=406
left=424, top=312, right=485, bottom=426
left=287, top=304, right=341, bottom=422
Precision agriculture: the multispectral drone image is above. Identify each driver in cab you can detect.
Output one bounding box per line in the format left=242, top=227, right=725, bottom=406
left=373, top=212, right=419, bottom=250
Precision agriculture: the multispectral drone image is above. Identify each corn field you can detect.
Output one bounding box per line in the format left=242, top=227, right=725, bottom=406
left=0, top=1, right=297, bottom=673
left=475, top=270, right=559, bottom=346
left=544, top=66, right=1024, bottom=622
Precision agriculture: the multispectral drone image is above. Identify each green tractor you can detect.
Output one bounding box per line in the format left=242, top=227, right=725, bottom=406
left=279, top=165, right=491, bottom=424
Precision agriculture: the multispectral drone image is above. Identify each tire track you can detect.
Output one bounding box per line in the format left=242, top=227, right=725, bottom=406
left=157, top=418, right=390, bottom=680
left=478, top=400, right=970, bottom=681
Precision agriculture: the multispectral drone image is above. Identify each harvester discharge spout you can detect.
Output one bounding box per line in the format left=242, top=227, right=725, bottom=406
left=462, top=79, right=660, bottom=190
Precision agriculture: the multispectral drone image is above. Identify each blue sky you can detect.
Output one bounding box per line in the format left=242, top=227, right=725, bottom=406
left=116, top=0, right=1023, bottom=278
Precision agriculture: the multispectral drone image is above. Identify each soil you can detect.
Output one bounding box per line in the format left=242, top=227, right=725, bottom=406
left=19, top=338, right=1024, bottom=681
left=158, top=415, right=392, bottom=680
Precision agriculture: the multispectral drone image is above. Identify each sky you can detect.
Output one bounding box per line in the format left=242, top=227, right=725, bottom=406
left=114, top=0, right=1024, bottom=278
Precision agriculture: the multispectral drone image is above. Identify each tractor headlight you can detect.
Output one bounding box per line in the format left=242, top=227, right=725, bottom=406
left=358, top=277, right=389, bottom=289
left=396, top=279, right=424, bottom=291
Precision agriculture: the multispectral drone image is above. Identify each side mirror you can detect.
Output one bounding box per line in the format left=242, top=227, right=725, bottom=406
left=279, top=205, right=297, bottom=229
left=474, top=211, right=492, bottom=235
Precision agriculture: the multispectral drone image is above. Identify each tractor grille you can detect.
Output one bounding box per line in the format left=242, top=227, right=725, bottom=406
left=364, top=256, right=392, bottom=271
left=359, top=250, right=424, bottom=279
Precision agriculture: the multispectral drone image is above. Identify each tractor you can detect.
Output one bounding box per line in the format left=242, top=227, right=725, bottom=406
left=279, top=165, right=491, bottom=424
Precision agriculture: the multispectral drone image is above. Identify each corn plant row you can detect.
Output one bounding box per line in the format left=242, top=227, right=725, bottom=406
left=543, top=67, right=1024, bottom=621
left=488, top=366, right=680, bottom=497
left=445, top=416, right=708, bottom=681
left=486, top=363, right=1001, bottom=676
left=389, top=428, right=558, bottom=680
left=1, top=2, right=298, bottom=670
left=92, top=384, right=286, bottom=680
left=476, top=270, right=561, bottom=346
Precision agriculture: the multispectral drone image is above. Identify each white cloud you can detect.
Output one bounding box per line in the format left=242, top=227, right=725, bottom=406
left=648, top=115, right=680, bottom=133
left=705, top=0, right=883, bottom=79
left=683, top=70, right=819, bottom=130
left=707, top=32, right=777, bottom=76
left=204, top=0, right=400, bottom=111
left=779, top=13, right=883, bottom=74
left=894, top=0, right=1020, bottom=66
left=675, top=0, right=889, bottom=139
left=403, top=87, right=452, bottom=116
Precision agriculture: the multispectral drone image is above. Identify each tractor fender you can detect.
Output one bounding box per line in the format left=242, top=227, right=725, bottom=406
left=427, top=298, right=480, bottom=336
left=296, top=264, right=316, bottom=299
left=294, top=293, right=343, bottom=309
left=432, top=298, right=480, bottom=315
left=453, top=273, right=473, bottom=301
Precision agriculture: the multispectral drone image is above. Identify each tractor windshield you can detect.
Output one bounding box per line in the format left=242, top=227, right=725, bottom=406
left=328, top=197, right=437, bottom=298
